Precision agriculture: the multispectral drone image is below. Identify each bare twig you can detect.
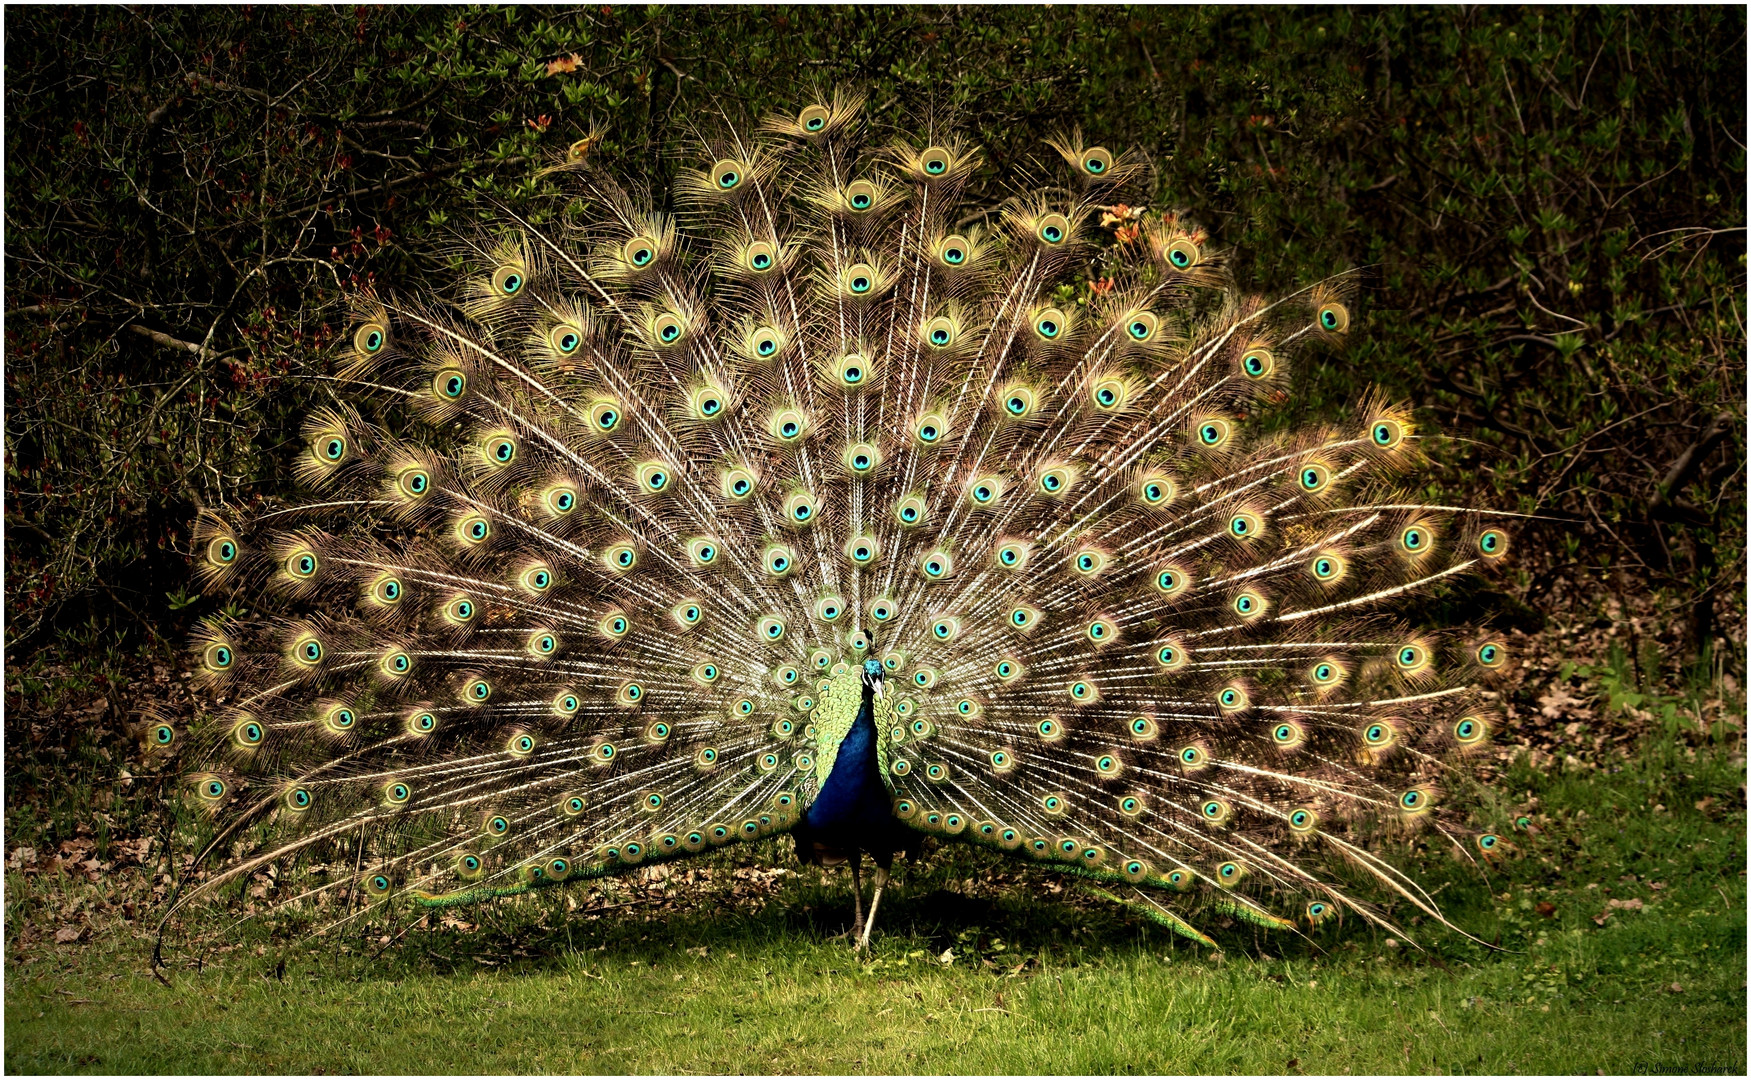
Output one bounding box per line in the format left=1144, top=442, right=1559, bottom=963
left=125, top=323, right=203, bottom=356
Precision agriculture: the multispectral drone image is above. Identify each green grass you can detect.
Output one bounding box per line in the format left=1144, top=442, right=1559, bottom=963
left=6, top=738, right=1744, bottom=1075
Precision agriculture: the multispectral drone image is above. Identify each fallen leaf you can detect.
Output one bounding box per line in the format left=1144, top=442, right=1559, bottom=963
left=1607, top=898, right=1644, bottom=911
left=54, top=925, right=88, bottom=944
left=1669, top=982, right=1683, bottom=993
left=1535, top=901, right=1557, bottom=917
left=1538, top=688, right=1584, bottom=719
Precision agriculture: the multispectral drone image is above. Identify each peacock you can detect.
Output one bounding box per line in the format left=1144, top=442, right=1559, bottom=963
left=156, top=93, right=1519, bottom=960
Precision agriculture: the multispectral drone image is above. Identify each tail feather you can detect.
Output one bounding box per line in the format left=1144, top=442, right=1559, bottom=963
left=161, top=98, right=1515, bottom=955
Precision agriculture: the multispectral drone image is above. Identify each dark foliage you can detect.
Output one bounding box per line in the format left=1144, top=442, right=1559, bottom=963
left=5, top=6, right=1744, bottom=664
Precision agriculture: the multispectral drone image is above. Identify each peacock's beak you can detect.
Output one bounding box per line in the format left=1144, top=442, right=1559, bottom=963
left=872, top=674, right=885, bottom=700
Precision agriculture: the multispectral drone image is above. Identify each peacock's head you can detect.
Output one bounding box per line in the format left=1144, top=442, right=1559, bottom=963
left=861, top=654, right=885, bottom=699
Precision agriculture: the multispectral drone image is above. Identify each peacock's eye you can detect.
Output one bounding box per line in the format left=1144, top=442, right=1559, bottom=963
left=354, top=323, right=388, bottom=355
left=435, top=370, right=467, bottom=400
left=710, top=159, right=744, bottom=191
left=1318, top=303, right=1350, bottom=332
left=493, top=266, right=524, bottom=296
left=295, top=636, right=325, bottom=664
left=625, top=236, right=658, bottom=268
left=1198, top=419, right=1231, bottom=447
left=549, top=323, right=584, bottom=355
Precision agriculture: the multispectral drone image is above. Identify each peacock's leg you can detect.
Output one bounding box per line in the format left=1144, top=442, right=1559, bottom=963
left=856, top=867, right=889, bottom=952
left=850, top=854, right=865, bottom=939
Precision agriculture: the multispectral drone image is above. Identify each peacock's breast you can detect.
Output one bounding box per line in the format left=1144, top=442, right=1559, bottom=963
left=800, top=666, right=897, bottom=825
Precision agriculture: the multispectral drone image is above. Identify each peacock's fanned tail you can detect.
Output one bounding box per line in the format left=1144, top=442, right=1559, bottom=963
left=162, top=100, right=1516, bottom=952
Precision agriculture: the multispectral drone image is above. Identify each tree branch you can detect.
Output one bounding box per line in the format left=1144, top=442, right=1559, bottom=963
left=1650, top=412, right=1734, bottom=518
left=126, top=323, right=204, bottom=356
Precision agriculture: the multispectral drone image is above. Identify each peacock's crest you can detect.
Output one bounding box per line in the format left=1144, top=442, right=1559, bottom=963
left=160, top=97, right=1517, bottom=955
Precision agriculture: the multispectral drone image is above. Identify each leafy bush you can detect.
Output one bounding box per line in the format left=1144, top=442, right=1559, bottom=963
left=5, top=6, right=1742, bottom=665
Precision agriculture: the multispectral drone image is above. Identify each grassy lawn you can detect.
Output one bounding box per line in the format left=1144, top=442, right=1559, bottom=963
left=6, top=733, right=1743, bottom=1075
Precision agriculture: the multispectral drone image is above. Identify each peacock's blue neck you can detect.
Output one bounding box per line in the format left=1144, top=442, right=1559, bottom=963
left=803, top=686, right=889, bottom=832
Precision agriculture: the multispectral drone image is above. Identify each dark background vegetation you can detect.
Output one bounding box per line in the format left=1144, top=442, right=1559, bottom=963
left=4, top=4, right=1744, bottom=870
left=6, top=6, right=1744, bottom=662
